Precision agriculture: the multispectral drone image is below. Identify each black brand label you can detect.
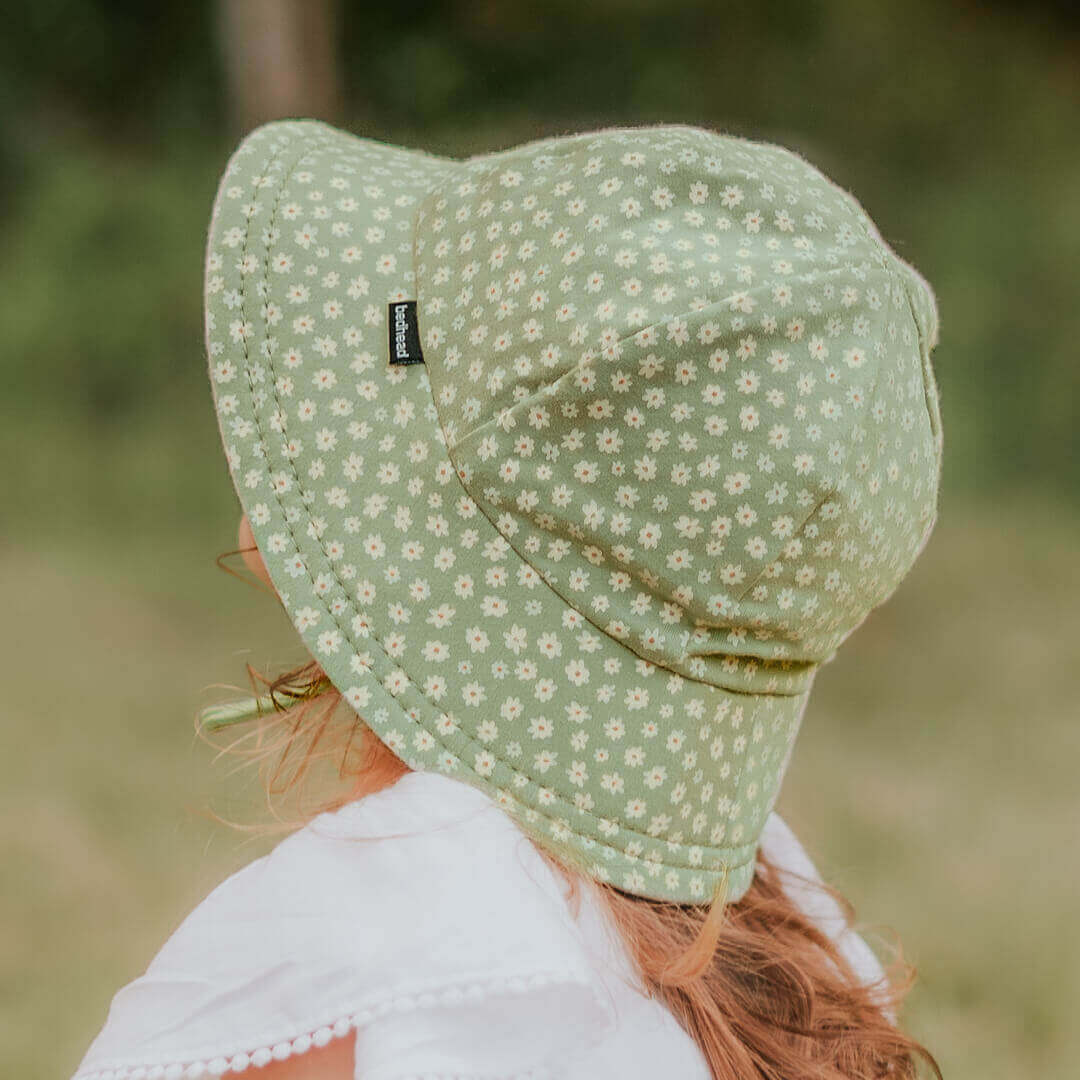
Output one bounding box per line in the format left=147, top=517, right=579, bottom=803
left=387, top=301, right=425, bottom=365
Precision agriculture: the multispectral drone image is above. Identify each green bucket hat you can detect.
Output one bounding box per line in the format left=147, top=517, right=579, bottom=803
left=201, top=119, right=943, bottom=903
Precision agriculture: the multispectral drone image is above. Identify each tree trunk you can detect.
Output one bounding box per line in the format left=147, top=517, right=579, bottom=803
left=219, top=0, right=343, bottom=132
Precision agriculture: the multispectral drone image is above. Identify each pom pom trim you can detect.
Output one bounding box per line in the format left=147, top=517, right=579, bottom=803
left=72, top=967, right=591, bottom=1079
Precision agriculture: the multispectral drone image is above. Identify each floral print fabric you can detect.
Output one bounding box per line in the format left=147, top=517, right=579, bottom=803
left=205, top=120, right=942, bottom=903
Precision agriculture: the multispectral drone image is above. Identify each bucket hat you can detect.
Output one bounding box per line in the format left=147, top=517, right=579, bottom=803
left=202, top=119, right=943, bottom=903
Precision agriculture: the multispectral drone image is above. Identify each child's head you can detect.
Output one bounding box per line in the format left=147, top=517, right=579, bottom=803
left=205, top=119, right=943, bottom=913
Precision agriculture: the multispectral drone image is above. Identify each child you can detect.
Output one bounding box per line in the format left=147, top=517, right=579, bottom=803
left=73, top=119, right=944, bottom=1079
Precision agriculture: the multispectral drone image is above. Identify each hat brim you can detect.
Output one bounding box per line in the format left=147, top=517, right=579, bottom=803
left=204, top=120, right=813, bottom=903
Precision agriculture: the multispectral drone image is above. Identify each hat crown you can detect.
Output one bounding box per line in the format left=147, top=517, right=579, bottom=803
left=414, top=126, right=943, bottom=696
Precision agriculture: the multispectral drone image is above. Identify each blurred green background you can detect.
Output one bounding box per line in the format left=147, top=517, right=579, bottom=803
left=2, top=2, right=1077, bottom=1077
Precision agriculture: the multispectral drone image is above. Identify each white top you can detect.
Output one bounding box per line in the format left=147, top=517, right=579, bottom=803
left=73, top=770, right=886, bottom=1080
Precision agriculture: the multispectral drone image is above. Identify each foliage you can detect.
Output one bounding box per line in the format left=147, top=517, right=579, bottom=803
left=4, top=0, right=1079, bottom=522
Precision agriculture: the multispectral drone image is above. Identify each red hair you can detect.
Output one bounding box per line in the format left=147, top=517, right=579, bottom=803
left=202, top=654, right=941, bottom=1079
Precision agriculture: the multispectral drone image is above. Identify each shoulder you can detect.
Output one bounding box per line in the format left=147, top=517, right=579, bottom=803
left=72, top=771, right=618, bottom=1080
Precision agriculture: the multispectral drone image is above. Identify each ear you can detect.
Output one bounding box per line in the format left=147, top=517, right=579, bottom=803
left=238, top=513, right=275, bottom=590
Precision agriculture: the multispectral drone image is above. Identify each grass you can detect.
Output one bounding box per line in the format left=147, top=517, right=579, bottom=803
left=2, top=472, right=1076, bottom=1077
